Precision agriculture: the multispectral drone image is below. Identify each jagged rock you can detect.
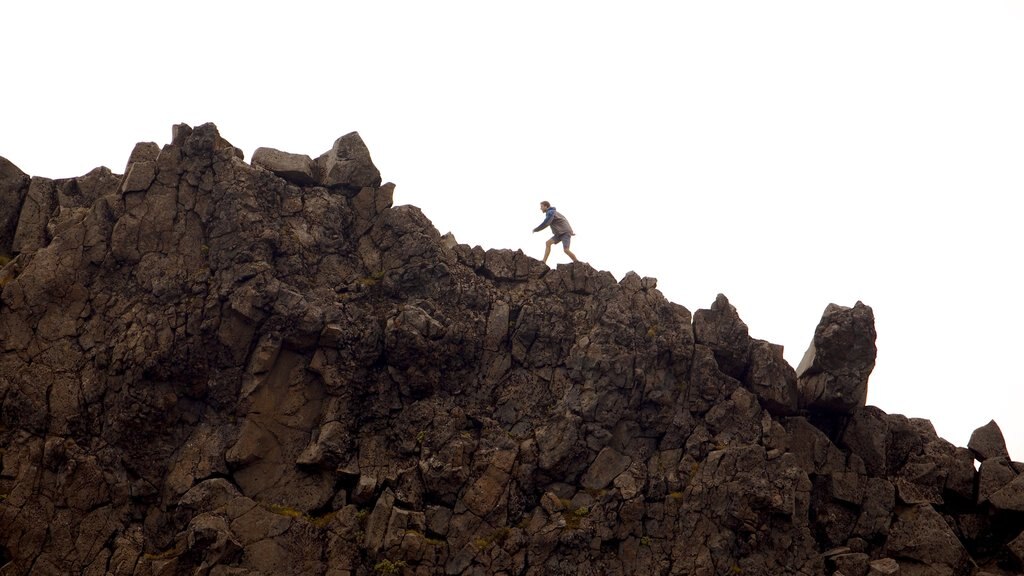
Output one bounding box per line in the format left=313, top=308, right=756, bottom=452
left=121, top=159, right=157, bottom=193
left=0, top=156, right=30, bottom=254
left=968, top=419, right=1010, bottom=462
left=885, top=503, right=975, bottom=575
left=978, top=457, right=1017, bottom=504
left=2, top=123, right=1022, bottom=576
left=797, top=301, right=877, bottom=413
left=693, top=293, right=752, bottom=380
left=989, top=472, right=1024, bottom=512
left=11, top=176, right=56, bottom=253
left=842, top=406, right=890, bottom=477
left=853, top=478, right=896, bottom=540
left=744, top=339, right=799, bottom=415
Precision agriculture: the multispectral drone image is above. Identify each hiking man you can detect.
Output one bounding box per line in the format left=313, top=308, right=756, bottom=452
left=533, top=201, right=578, bottom=264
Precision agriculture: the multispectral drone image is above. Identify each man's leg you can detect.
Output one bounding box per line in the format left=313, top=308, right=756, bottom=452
left=543, top=239, right=554, bottom=263
left=562, top=237, right=578, bottom=263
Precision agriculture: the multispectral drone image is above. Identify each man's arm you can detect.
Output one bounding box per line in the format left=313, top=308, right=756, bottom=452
left=533, top=208, right=555, bottom=232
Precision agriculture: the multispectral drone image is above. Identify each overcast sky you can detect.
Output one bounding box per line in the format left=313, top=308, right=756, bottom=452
left=3, top=1, right=1023, bottom=459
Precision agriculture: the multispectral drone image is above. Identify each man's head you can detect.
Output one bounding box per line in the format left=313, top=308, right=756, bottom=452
left=540, top=201, right=550, bottom=212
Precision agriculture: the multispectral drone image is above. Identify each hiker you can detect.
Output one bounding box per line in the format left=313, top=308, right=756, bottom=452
left=533, top=201, right=578, bottom=264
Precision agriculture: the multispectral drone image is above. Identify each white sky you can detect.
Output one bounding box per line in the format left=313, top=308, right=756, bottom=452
left=3, top=1, right=1023, bottom=459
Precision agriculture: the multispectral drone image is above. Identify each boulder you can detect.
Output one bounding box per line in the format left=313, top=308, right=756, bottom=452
left=251, top=147, right=317, bottom=185
left=693, top=293, right=752, bottom=380
left=796, top=301, right=877, bottom=413
left=315, top=131, right=381, bottom=190
left=968, top=420, right=1010, bottom=462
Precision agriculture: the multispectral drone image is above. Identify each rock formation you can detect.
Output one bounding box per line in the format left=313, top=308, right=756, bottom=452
left=1, top=123, right=1023, bottom=575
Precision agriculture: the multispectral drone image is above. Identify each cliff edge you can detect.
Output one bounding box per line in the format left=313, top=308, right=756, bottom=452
left=2, top=124, right=1022, bottom=575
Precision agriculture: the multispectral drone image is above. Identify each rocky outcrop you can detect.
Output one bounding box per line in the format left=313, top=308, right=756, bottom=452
left=796, top=301, right=877, bottom=413
left=2, top=123, right=1023, bottom=575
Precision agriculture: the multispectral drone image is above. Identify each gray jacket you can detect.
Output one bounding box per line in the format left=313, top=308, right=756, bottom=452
left=534, top=207, right=574, bottom=236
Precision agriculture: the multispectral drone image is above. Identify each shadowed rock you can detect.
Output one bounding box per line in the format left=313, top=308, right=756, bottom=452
left=0, top=156, right=30, bottom=255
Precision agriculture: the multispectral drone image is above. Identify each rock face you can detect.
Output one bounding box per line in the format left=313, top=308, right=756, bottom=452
left=1, top=123, right=1023, bottom=575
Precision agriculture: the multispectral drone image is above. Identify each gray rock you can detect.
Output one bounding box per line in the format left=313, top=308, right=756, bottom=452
left=251, top=147, right=317, bottom=185
left=968, top=419, right=1010, bottom=462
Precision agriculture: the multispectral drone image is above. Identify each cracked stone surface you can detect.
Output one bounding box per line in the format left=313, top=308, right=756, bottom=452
left=2, top=123, right=1024, bottom=575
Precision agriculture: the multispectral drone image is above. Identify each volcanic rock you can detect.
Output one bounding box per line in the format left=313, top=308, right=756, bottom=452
left=2, top=123, right=1023, bottom=575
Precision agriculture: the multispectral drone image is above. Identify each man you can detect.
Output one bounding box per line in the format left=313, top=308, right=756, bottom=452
left=533, top=201, right=578, bottom=264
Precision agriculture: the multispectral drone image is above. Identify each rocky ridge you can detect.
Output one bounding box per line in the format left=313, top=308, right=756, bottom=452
left=2, top=124, right=1024, bottom=575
